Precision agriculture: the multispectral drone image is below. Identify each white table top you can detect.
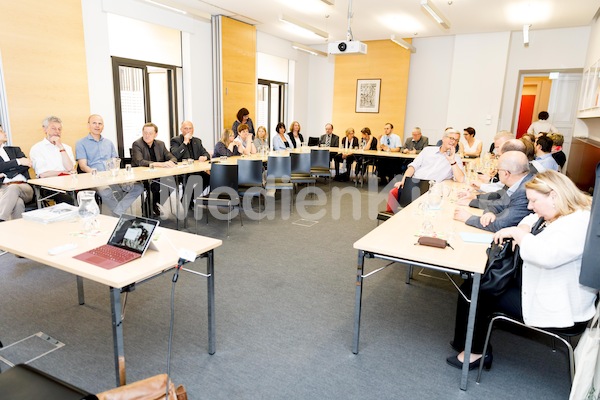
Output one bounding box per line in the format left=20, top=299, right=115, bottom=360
left=0, top=215, right=222, bottom=288
left=27, top=162, right=212, bottom=192
left=354, top=181, right=488, bottom=274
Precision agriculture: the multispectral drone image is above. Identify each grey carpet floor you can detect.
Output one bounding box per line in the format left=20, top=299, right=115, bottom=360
left=0, top=181, right=574, bottom=399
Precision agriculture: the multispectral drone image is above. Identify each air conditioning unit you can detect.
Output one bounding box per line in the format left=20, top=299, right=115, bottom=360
left=328, top=41, right=367, bottom=55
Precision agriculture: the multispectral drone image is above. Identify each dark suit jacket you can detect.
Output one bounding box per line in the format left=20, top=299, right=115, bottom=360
left=0, top=146, right=31, bottom=184
left=288, top=133, right=304, bottom=148
left=466, top=173, right=534, bottom=232
left=319, top=133, right=340, bottom=148
left=131, top=138, right=176, bottom=167
left=170, top=135, right=210, bottom=161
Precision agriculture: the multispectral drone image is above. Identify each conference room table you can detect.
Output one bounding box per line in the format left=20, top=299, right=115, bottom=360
left=0, top=214, right=222, bottom=386
left=352, top=180, right=488, bottom=390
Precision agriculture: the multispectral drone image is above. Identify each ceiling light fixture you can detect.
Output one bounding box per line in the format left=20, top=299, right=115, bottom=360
left=320, top=0, right=335, bottom=5
left=279, top=14, right=329, bottom=39
left=420, top=0, right=451, bottom=29
left=291, top=42, right=328, bottom=57
left=523, top=24, right=530, bottom=47
left=144, top=0, right=187, bottom=14
left=391, top=35, right=416, bottom=53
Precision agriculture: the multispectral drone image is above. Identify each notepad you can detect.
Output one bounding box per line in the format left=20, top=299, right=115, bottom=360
left=459, top=232, right=493, bottom=244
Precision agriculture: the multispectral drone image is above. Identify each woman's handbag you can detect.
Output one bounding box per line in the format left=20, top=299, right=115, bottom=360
left=569, top=303, right=600, bottom=400
left=480, top=217, right=546, bottom=296
left=479, top=239, right=521, bottom=296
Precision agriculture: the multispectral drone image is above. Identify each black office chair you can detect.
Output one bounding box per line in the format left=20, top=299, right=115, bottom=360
left=377, top=178, right=430, bottom=225
left=237, top=158, right=265, bottom=219
left=195, top=163, right=243, bottom=236
left=266, top=155, right=294, bottom=214
left=290, top=152, right=316, bottom=195
left=310, top=149, right=332, bottom=188
left=477, top=312, right=590, bottom=384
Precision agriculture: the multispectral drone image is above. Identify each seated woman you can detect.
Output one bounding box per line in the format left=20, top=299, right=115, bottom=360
left=272, top=122, right=291, bottom=151
left=459, top=127, right=482, bottom=158
left=253, top=125, right=269, bottom=152
left=288, top=121, right=304, bottom=149
left=448, top=170, right=596, bottom=370
left=213, top=129, right=240, bottom=158
left=333, top=128, right=359, bottom=181
left=354, top=127, right=378, bottom=180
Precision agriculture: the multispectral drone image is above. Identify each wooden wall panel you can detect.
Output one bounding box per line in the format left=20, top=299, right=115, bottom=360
left=221, top=17, right=256, bottom=132
left=0, top=0, right=89, bottom=154
left=332, top=40, right=411, bottom=141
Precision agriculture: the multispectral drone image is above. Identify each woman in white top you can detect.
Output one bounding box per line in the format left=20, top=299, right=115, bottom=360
left=448, top=170, right=596, bottom=371
left=287, top=121, right=304, bottom=149
left=459, top=127, right=482, bottom=158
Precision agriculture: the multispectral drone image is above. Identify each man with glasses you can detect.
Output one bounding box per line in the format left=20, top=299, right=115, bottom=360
left=0, top=125, right=33, bottom=222
left=384, top=129, right=464, bottom=213
left=453, top=151, right=533, bottom=232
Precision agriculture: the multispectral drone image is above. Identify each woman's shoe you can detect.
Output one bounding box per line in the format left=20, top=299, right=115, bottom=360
left=446, top=352, right=493, bottom=371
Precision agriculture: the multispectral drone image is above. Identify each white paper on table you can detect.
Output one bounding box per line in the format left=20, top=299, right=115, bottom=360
left=459, top=232, right=493, bottom=244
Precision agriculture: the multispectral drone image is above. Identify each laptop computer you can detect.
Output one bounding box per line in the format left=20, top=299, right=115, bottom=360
left=73, top=214, right=160, bottom=270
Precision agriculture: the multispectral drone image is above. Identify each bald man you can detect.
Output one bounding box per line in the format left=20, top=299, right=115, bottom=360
left=454, top=151, right=534, bottom=232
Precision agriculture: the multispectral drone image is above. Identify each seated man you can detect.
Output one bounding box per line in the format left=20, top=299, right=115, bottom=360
left=548, top=132, right=566, bottom=171
left=131, top=122, right=177, bottom=217
left=30, top=116, right=75, bottom=204
left=533, top=135, right=559, bottom=171
left=170, top=120, right=211, bottom=201
left=385, top=129, right=464, bottom=213
left=377, top=122, right=402, bottom=185
left=233, top=123, right=257, bottom=155
left=319, top=123, right=340, bottom=162
left=402, top=127, right=429, bottom=154
left=76, top=114, right=144, bottom=217
left=453, top=151, right=533, bottom=232
left=0, top=125, right=34, bottom=221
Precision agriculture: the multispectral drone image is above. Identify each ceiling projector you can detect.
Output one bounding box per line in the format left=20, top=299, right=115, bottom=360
left=328, top=41, right=367, bottom=55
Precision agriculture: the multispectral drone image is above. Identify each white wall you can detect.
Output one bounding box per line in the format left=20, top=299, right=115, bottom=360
left=498, top=26, right=591, bottom=132
left=81, top=0, right=214, bottom=149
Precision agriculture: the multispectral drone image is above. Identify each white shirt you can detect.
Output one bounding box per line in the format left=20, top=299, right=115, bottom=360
left=408, top=146, right=464, bottom=182
left=0, top=144, right=27, bottom=182
left=527, top=120, right=558, bottom=135
left=30, top=138, right=75, bottom=177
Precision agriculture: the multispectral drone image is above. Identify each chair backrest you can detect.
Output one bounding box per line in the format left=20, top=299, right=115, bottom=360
left=210, top=163, right=238, bottom=193
left=310, top=149, right=330, bottom=169
left=399, top=178, right=429, bottom=208
left=291, top=152, right=311, bottom=174
left=266, top=156, right=291, bottom=179
left=238, top=159, right=263, bottom=186
left=307, top=137, right=320, bottom=146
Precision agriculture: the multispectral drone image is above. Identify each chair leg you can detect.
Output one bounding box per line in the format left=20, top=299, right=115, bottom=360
left=477, top=315, right=498, bottom=383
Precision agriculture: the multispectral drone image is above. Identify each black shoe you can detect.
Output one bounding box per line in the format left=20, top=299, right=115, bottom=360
left=446, top=351, right=493, bottom=371
left=152, top=204, right=161, bottom=217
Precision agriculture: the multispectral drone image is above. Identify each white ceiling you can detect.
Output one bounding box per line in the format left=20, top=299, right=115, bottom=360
left=143, top=0, right=600, bottom=46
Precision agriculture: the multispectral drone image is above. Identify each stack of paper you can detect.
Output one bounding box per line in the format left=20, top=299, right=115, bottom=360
left=22, top=203, right=79, bottom=224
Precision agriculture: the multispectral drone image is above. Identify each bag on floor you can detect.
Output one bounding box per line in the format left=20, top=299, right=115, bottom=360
left=569, top=303, right=600, bottom=400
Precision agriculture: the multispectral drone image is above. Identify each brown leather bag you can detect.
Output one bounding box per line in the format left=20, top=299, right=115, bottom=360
left=96, top=374, right=187, bottom=400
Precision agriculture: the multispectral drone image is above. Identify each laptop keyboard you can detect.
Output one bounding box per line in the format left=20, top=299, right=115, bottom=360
left=89, top=244, right=138, bottom=263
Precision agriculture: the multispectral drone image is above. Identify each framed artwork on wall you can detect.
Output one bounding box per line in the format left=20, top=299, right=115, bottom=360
left=356, top=79, right=381, bottom=113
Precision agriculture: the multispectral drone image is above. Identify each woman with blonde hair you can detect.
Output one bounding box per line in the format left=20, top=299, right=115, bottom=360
left=253, top=126, right=269, bottom=151
left=288, top=121, right=304, bottom=149
left=448, top=170, right=596, bottom=370
left=213, top=129, right=240, bottom=158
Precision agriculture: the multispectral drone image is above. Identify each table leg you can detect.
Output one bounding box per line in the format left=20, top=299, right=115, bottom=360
left=110, top=287, right=126, bottom=386
left=34, top=186, right=42, bottom=209
left=460, top=272, right=480, bottom=391
left=207, top=250, right=215, bottom=355
left=352, top=250, right=365, bottom=354
left=76, top=276, right=85, bottom=305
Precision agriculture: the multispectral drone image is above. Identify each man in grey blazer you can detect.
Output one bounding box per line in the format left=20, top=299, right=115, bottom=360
left=131, top=122, right=177, bottom=216
left=0, top=126, right=33, bottom=221
left=319, top=123, right=339, bottom=162
left=454, top=151, right=534, bottom=232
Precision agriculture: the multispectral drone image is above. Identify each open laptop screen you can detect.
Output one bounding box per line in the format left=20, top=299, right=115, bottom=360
left=107, top=214, right=159, bottom=255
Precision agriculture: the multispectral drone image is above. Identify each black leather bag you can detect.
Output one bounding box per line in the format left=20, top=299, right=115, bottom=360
left=480, top=239, right=522, bottom=296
